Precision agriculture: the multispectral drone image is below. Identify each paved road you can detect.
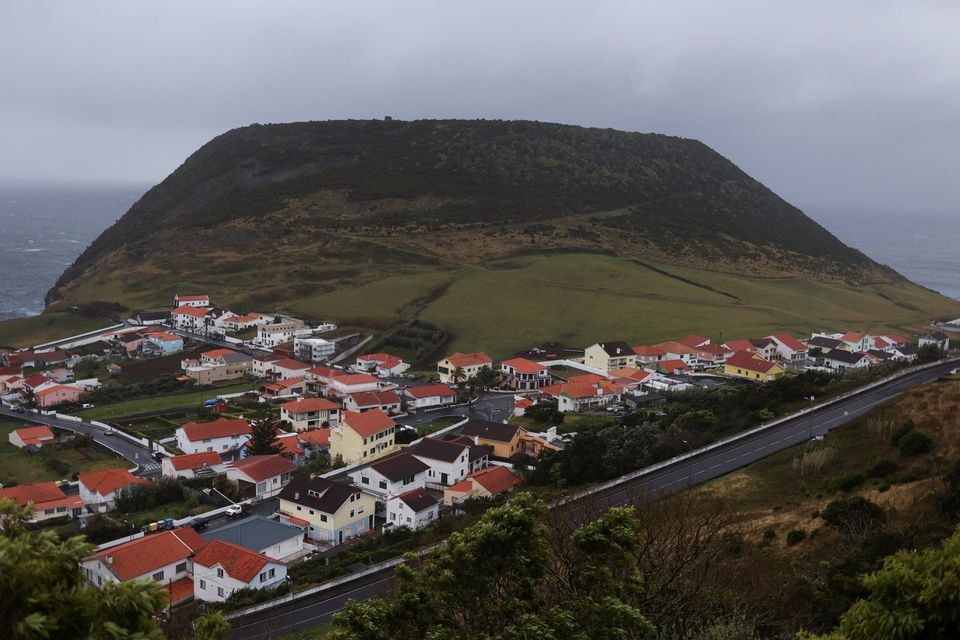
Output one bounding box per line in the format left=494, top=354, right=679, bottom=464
left=395, top=392, right=516, bottom=427
left=226, top=358, right=959, bottom=639
left=0, top=404, right=162, bottom=477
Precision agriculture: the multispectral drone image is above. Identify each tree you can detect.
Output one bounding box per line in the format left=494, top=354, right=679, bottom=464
left=331, top=493, right=655, bottom=640
left=802, top=526, right=960, bottom=640
left=192, top=612, right=230, bottom=640
left=0, top=498, right=167, bottom=639
left=451, top=366, right=465, bottom=385
left=822, top=496, right=885, bottom=540
left=247, top=409, right=283, bottom=456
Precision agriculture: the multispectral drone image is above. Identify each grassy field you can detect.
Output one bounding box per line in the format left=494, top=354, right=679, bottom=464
left=0, top=312, right=114, bottom=349
left=77, top=381, right=257, bottom=421
left=0, top=418, right=128, bottom=485
left=275, top=254, right=960, bottom=357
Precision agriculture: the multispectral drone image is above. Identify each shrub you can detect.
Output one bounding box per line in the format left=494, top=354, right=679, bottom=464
left=786, top=529, right=807, bottom=546
left=827, top=472, right=865, bottom=493
left=898, top=431, right=934, bottom=457
left=762, top=528, right=776, bottom=543
left=822, top=496, right=885, bottom=538
left=865, top=457, right=898, bottom=478
left=889, top=419, right=915, bottom=446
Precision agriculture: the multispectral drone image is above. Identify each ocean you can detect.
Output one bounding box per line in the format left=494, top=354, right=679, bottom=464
left=0, top=185, right=145, bottom=321
left=0, top=188, right=957, bottom=321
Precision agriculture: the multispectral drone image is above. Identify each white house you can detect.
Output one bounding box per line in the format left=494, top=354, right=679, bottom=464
left=77, top=468, right=148, bottom=512
left=174, top=294, right=210, bottom=308
left=385, top=487, right=439, bottom=531
left=200, top=515, right=305, bottom=561
left=170, top=305, right=209, bottom=332
left=255, top=317, right=307, bottom=347
left=348, top=452, right=429, bottom=498
left=343, top=389, right=403, bottom=414
left=225, top=455, right=296, bottom=499
left=407, top=437, right=471, bottom=487
left=192, top=539, right=287, bottom=603
left=280, top=397, right=341, bottom=431
left=824, top=348, right=873, bottom=370
left=355, top=353, right=410, bottom=377
left=324, top=373, right=383, bottom=398
left=294, top=337, right=336, bottom=363
left=161, top=451, right=225, bottom=479
left=919, top=332, right=950, bottom=352
left=81, top=528, right=207, bottom=605
left=175, top=418, right=252, bottom=455
left=766, top=333, right=809, bottom=361
left=499, top=357, right=551, bottom=391
left=403, top=383, right=457, bottom=410
left=436, top=352, right=493, bottom=384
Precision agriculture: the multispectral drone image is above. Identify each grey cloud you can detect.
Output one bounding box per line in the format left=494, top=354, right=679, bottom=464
left=1, top=1, right=958, bottom=214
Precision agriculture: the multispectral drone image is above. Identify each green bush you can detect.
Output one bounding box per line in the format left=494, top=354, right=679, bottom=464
left=865, top=457, right=898, bottom=478
left=898, top=431, right=934, bottom=457
left=786, top=529, right=807, bottom=546
left=889, top=419, right=915, bottom=446
left=827, top=472, right=866, bottom=493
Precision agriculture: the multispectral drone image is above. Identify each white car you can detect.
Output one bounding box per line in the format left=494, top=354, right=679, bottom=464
left=225, top=504, right=243, bottom=517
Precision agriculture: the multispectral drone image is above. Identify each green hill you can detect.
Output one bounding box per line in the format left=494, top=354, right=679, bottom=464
left=40, top=119, right=960, bottom=355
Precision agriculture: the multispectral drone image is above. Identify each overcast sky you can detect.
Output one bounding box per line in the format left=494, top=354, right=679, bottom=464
left=2, top=1, right=958, bottom=214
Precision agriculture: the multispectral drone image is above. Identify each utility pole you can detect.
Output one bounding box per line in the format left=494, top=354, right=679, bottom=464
left=807, top=395, right=816, bottom=439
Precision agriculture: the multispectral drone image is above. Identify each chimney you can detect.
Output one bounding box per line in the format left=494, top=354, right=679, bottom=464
left=105, top=555, right=113, bottom=565
left=294, top=491, right=300, bottom=500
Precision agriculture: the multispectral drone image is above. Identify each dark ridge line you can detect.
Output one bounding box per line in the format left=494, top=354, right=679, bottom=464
left=631, top=260, right=743, bottom=303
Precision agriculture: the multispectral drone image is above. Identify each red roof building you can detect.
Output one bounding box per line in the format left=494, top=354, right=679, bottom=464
left=341, top=409, right=396, bottom=438
left=298, top=428, right=331, bottom=448
left=0, top=481, right=83, bottom=521
left=78, top=468, right=148, bottom=508
left=9, top=424, right=55, bottom=449
left=82, top=529, right=207, bottom=584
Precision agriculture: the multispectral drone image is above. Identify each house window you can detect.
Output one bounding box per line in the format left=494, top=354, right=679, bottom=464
left=175, top=562, right=187, bottom=573
left=378, top=480, right=387, bottom=489
left=361, top=476, right=369, bottom=485
left=402, top=475, right=414, bottom=485
left=358, top=506, right=365, bottom=514
left=320, top=514, right=327, bottom=522
left=389, top=512, right=396, bottom=521
left=350, top=509, right=355, bottom=517
left=56, top=506, right=67, bottom=513
left=256, top=482, right=267, bottom=494
left=200, top=579, right=206, bottom=590
left=296, top=506, right=302, bottom=511
left=152, top=571, right=164, bottom=581
left=268, top=568, right=275, bottom=578
left=207, top=447, right=213, bottom=452
left=217, top=568, right=224, bottom=578
left=260, top=571, right=268, bottom=583
left=217, top=587, right=224, bottom=597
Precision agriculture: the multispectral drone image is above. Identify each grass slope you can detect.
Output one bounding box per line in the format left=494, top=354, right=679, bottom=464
left=288, top=253, right=959, bottom=357
left=0, top=313, right=113, bottom=349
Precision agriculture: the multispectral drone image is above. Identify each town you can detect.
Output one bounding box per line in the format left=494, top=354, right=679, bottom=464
left=0, top=292, right=955, bottom=610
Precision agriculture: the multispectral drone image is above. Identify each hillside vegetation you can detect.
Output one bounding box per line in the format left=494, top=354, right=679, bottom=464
left=40, top=119, right=960, bottom=351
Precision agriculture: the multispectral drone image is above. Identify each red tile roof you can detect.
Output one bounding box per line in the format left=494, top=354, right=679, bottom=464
left=330, top=373, right=380, bottom=386
left=0, top=481, right=68, bottom=506
left=632, top=345, right=666, bottom=357
left=342, top=409, right=395, bottom=437
left=87, top=529, right=207, bottom=581
left=567, top=373, right=605, bottom=384
left=298, top=428, right=330, bottom=446
left=654, top=341, right=699, bottom=355
left=404, top=383, right=456, bottom=399
left=274, top=433, right=304, bottom=456
left=677, top=335, right=710, bottom=348
left=348, top=390, right=401, bottom=407
left=35, top=384, right=81, bottom=399
left=180, top=418, right=251, bottom=442
left=149, top=332, right=182, bottom=342
left=168, top=451, right=222, bottom=471
left=203, top=348, right=237, bottom=359
left=468, top=466, right=521, bottom=495
left=193, top=539, right=281, bottom=583
left=176, top=295, right=209, bottom=302
left=444, top=352, right=492, bottom=367
left=501, top=357, right=546, bottom=374
left=273, top=359, right=311, bottom=371
left=78, top=468, right=148, bottom=496
left=542, top=381, right=610, bottom=399
left=657, top=359, right=689, bottom=374
left=226, top=455, right=296, bottom=482
left=172, top=305, right=208, bottom=317
left=872, top=337, right=890, bottom=349
left=165, top=576, right=195, bottom=604
left=841, top=331, right=864, bottom=344
left=515, top=398, right=534, bottom=409
left=357, top=353, right=403, bottom=368
left=23, top=374, right=53, bottom=388
left=769, top=333, right=807, bottom=352
left=608, top=368, right=651, bottom=383
left=13, top=425, right=55, bottom=446
left=722, top=339, right=759, bottom=353
left=447, top=480, right=473, bottom=493
left=725, top=351, right=781, bottom=374
left=280, top=397, right=340, bottom=414
left=306, top=366, right=343, bottom=379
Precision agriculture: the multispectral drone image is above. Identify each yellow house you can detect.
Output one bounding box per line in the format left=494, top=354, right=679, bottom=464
left=724, top=351, right=785, bottom=382
left=436, top=351, right=493, bottom=384
left=329, top=409, right=398, bottom=464
left=277, top=475, right=377, bottom=545
left=584, top=342, right=637, bottom=371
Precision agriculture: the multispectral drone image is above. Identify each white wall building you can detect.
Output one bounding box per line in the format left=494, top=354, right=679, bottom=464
left=192, top=539, right=287, bottom=603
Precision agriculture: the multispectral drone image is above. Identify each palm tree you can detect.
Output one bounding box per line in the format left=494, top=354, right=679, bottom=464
left=452, top=366, right=465, bottom=385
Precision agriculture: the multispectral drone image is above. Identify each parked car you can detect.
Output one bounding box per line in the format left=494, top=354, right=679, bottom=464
left=225, top=504, right=243, bottom=518
left=190, top=518, right=208, bottom=531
